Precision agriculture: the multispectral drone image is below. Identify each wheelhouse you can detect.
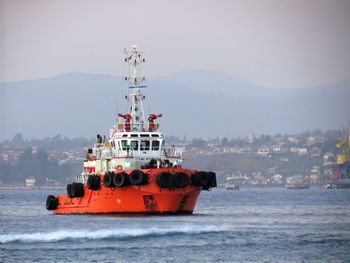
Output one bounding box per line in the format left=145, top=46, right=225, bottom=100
left=112, top=132, right=165, bottom=157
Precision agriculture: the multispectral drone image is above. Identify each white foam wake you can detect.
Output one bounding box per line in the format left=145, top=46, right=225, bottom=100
left=0, top=225, right=227, bottom=244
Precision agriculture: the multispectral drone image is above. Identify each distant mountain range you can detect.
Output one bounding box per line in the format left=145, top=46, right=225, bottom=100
left=1, top=71, right=349, bottom=140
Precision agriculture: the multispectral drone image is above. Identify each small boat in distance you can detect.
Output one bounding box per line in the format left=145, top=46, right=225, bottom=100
left=285, top=175, right=309, bottom=189
left=46, top=45, right=217, bottom=215
left=225, top=176, right=239, bottom=190
left=226, top=184, right=240, bottom=190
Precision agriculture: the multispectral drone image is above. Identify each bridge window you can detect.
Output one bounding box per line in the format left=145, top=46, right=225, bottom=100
left=140, top=134, right=150, bottom=137
left=152, top=140, right=160, bottom=150
left=130, top=140, right=139, bottom=150
left=140, top=140, right=150, bottom=151
left=151, top=134, right=159, bottom=137
left=131, top=134, right=138, bottom=137
left=121, top=140, right=129, bottom=150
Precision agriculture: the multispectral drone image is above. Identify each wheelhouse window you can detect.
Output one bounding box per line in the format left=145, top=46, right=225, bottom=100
left=140, top=140, right=150, bottom=151
left=121, top=140, right=129, bottom=151
left=130, top=140, right=139, bottom=150
left=151, top=140, right=160, bottom=150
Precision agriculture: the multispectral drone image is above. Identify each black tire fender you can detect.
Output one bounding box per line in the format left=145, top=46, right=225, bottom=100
left=113, top=172, right=130, bottom=187
left=174, top=172, right=190, bottom=188
left=156, top=172, right=174, bottom=188
left=103, top=172, right=115, bottom=187
left=67, top=183, right=73, bottom=198
left=129, top=170, right=148, bottom=186
left=87, top=175, right=100, bottom=191
left=46, top=195, right=58, bottom=210
left=191, top=171, right=209, bottom=187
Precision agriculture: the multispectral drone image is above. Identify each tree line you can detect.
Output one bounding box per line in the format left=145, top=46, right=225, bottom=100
left=0, top=148, right=80, bottom=185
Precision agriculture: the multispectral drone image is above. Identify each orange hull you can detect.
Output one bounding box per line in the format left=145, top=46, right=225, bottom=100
left=52, top=168, right=204, bottom=215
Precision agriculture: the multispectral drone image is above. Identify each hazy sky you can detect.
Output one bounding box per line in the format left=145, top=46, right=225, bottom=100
left=1, top=0, right=350, bottom=88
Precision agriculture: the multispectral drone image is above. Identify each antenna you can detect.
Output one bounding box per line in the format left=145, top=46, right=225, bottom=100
left=124, top=44, right=147, bottom=131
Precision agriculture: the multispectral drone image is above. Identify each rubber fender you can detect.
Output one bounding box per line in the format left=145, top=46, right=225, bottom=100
left=103, top=172, right=115, bottom=187
left=174, top=172, right=190, bottom=188
left=71, top=182, right=84, bottom=197
left=75, top=183, right=84, bottom=197
left=156, top=172, right=174, bottom=188
left=129, top=170, right=148, bottom=186
left=46, top=195, right=58, bottom=210
left=207, top=171, right=217, bottom=187
left=87, top=175, right=100, bottom=191
left=202, top=172, right=217, bottom=190
left=113, top=172, right=130, bottom=187
left=66, top=183, right=74, bottom=198
left=191, top=171, right=209, bottom=187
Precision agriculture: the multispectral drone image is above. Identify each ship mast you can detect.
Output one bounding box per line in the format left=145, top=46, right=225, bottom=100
left=124, top=44, right=146, bottom=131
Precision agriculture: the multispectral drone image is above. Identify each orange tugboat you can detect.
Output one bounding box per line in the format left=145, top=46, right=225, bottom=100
left=46, top=45, right=217, bottom=214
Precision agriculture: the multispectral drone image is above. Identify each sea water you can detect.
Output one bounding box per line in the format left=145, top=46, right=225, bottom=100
left=0, top=188, right=349, bottom=262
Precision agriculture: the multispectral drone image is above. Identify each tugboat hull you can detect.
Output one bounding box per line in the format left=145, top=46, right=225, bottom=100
left=54, top=188, right=200, bottom=215
left=50, top=168, right=213, bottom=215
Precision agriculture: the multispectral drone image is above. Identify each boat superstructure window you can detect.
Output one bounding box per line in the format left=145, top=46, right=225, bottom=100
left=121, top=140, right=129, bottom=150
left=152, top=140, right=160, bottom=150
left=115, top=133, right=163, bottom=154
left=140, top=140, right=150, bottom=150
left=130, top=140, right=139, bottom=150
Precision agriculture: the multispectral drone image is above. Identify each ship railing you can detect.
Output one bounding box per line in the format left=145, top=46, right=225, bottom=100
left=88, top=146, right=134, bottom=159
left=146, top=123, right=160, bottom=132
left=163, top=146, right=184, bottom=159
left=75, top=171, right=89, bottom=184
left=101, top=148, right=134, bottom=158
left=89, top=144, right=109, bottom=159
left=117, top=122, right=148, bottom=132
left=90, top=145, right=183, bottom=159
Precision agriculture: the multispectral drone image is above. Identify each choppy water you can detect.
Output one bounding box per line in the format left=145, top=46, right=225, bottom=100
left=1, top=188, right=350, bottom=262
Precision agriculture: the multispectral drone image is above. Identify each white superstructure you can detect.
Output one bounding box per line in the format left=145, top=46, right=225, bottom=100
left=81, top=45, right=183, bottom=179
